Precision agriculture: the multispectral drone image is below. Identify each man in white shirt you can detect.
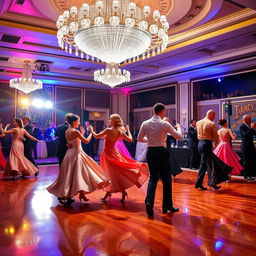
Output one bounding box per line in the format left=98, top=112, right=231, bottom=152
left=138, top=103, right=182, bottom=217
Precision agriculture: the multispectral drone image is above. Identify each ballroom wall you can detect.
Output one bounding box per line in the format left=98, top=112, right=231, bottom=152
left=0, top=82, right=111, bottom=128
left=0, top=82, right=16, bottom=124
left=129, top=85, right=177, bottom=131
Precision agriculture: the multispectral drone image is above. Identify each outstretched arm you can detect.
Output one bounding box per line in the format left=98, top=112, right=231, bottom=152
left=89, top=126, right=108, bottom=139
left=228, top=129, right=236, bottom=140
left=166, top=123, right=183, bottom=140
left=76, top=130, right=92, bottom=144
left=0, top=124, right=15, bottom=135
left=121, top=125, right=133, bottom=143
left=24, top=130, right=42, bottom=142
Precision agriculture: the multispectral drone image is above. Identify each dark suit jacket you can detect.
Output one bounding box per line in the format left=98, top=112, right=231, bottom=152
left=240, top=123, right=256, bottom=152
left=166, top=135, right=183, bottom=176
left=56, top=122, right=69, bottom=157
left=32, top=127, right=40, bottom=139
left=24, top=123, right=33, bottom=146
left=188, top=126, right=199, bottom=148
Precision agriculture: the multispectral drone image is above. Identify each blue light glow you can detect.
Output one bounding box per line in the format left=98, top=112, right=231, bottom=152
left=215, top=239, right=224, bottom=251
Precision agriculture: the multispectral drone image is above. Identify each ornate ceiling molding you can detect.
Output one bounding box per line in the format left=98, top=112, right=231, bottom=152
left=52, top=0, right=173, bottom=15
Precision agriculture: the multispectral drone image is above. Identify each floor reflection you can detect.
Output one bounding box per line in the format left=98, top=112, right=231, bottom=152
left=0, top=179, right=36, bottom=248
left=52, top=205, right=150, bottom=256
left=0, top=166, right=256, bottom=256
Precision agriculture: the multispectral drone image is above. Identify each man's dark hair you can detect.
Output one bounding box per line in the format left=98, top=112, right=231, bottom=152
left=153, top=103, right=165, bottom=114
left=190, top=119, right=196, bottom=124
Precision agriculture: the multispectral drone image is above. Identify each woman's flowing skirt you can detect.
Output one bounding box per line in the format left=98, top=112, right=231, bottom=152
left=47, top=149, right=109, bottom=198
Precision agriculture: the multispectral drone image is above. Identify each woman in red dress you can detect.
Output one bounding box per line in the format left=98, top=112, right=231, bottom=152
left=0, top=133, right=6, bottom=171
left=89, top=114, right=149, bottom=201
left=213, top=119, right=243, bottom=176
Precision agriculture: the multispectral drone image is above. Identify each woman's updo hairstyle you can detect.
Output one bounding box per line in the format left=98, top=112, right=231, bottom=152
left=67, top=114, right=79, bottom=125
left=14, top=118, right=24, bottom=128
left=218, top=119, right=227, bottom=126
left=110, top=114, right=122, bottom=127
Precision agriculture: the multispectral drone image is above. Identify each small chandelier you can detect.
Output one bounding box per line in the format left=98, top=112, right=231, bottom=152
left=10, top=61, right=43, bottom=94
left=56, top=0, right=169, bottom=64
left=94, top=64, right=130, bottom=88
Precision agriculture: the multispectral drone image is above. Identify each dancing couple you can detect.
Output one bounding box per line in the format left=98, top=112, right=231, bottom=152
left=0, top=118, right=42, bottom=179
left=195, top=110, right=233, bottom=191
left=47, top=113, right=148, bottom=204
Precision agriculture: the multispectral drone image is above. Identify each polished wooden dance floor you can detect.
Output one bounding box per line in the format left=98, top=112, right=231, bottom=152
left=1, top=165, right=256, bottom=256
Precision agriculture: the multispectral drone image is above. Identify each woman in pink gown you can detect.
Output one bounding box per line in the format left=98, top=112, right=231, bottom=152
left=115, top=126, right=132, bottom=159
left=0, top=119, right=41, bottom=178
left=47, top=114, right=109, bottom=202
left=0, top=134, right=6, bottom=171
left=90, top=114, right=149, bottom=202
left=213, top=119, right=243, bottom=176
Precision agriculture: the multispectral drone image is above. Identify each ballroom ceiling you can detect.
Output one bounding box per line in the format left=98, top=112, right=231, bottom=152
left=0, top=0, right=256, bottom=91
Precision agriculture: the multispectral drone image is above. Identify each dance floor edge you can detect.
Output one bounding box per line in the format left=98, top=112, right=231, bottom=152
left=0, top=165, right=256, bottom=256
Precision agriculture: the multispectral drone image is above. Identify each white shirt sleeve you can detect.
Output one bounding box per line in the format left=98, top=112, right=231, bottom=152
left=166, top=123, right=183, bottom=140
left=138, top=123, right=146, bottom=142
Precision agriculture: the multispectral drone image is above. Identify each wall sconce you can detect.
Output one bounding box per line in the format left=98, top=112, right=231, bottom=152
left=92, top=112, right=101, bottom=118
left=181, top=111, right=187, bottom=122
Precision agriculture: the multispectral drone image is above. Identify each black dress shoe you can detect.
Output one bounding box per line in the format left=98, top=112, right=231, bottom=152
left=245, top=177, right=255, bottom=180
left=35, top=171, right=39, bottom=177
left=146, top=203, right=154, bottom=217
left=66, top=198, right=75, bottom=203
left=58, top=198, right=67, bottom=205
left=163, top=207, right=179, bottom=214
left=211, top=185, right=221, bottom=190
left=195, top=185, right=207, bottom=190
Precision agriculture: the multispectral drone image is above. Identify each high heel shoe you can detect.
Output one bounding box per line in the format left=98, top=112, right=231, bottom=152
left=195, top=185, right=207, bottom=190
left=120, top=191, right=128, bottom=202
left=79, top=193, right=89, bottom=202
left=101, top=192, right=111, bottom=201
left=211, top=185, right=221, bottom=190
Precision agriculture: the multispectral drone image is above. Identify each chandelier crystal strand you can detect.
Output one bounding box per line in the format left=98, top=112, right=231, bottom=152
left=94, top=63, right=131, bottom=88
left=56, top=0, right=169, bottom=64
left=9, top=61, right=43, bottom=94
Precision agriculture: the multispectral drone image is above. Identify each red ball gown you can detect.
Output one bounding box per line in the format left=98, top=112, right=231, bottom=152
left=100, top=136, right=149, bottom=193
left=0, top=142, right=6, bottom=171
left=213, top=131, right=243, bottom=175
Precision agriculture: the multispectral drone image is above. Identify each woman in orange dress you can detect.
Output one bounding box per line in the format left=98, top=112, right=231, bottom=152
left=89, top=114, right=149, bottom=201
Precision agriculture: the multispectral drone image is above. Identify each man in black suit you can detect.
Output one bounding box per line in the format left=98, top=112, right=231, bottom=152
left=56, top=113, right=73, bottom=166
left=55, top=113, right=74, bottom=205
left=82, top=121, right=95, bottom=159
left=188, top=119, right=200, bottom=169
left=240, top=115, right=256, bottom=180
left=31, top=122, right=40, bottom=160
left=22, top=116, right=38, bottom=176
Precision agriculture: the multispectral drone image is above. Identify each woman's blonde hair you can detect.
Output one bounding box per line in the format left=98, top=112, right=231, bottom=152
left=110, top=114, right=123, bottom=127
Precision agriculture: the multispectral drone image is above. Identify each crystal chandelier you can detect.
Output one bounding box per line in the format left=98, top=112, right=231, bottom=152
left=56, top=0, right=169, bottom=64
left=94, top=64, right=130, bottom=88
left=10, top=61, right=43, bottom=94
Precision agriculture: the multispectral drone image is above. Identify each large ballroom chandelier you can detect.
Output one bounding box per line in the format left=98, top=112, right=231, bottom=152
left=9, top=61, right=43, bottom=94
left=94, top=64, right=130, bottom=88
left=56, top=0, right=169, bottom=65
